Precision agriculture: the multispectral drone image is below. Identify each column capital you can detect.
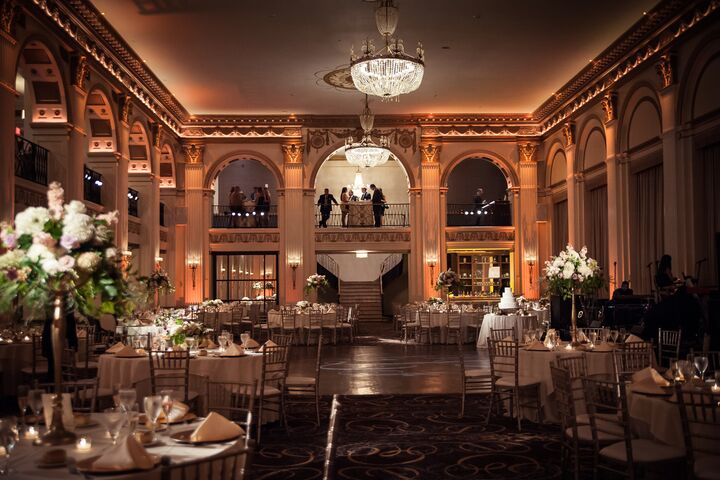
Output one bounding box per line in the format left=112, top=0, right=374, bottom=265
left=420, top=143, right=441, bottom=163
left=656, top=51, right=676, bottom=90
left=518, top=142, right=538, bottom=163
left=562, top=122, right=575, bottom=147
left=119, top=94, right=133, bottom=126
left=601, top=91, right=618, bottom=124
left=573, top=172, right=585, bottom=183
left=281, top=143, right=304, bottom=164
left=150, top=122, right=163, bottom=149
left=508, top=186, right=520, bottom=197
left=182, top=143, right=204, bottom=164
left=70, top=54, right=89, bottom=91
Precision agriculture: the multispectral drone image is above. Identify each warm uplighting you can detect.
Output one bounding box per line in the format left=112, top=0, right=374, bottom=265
left=356, top=250, right=369, bottom=259
left=289, top=257, right=301, bottom=289
left=426, top=257, right=437, bottom=287
left=525, top=254, right=537, bottom=286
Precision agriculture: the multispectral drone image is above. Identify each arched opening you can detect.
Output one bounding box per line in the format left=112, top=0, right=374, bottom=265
left=314, top=145, right=410, bottom=227
left=211, top=158, right=279, bottom=228
left=445, top=157, right=512, bottom=227
left=85, top=89, right=116, bottom=153
left=128, top=121, right=151, bottom=173
left=159, top=144, right=176, bottom=188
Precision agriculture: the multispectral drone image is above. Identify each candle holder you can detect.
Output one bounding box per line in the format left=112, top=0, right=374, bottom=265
left=76, top=436, right=92, bottom=452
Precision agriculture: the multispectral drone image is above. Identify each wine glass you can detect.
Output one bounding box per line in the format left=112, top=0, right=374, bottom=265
left=126, top=402, right=140, bottom=434
left=610, top=330, right=619, bottom=343
left=589, top=332, right=598, bottom=348
left=240, top=332, right=250, bottom=346
left=117, top=389, right=136, bottom=414
left=694, top=355, right=709, bottom=381
left=101, top=408, right=125, bottom=445
left=27, top=389, right=43, bottom=428
left=16, top=386, right=28, bottom=428
left=160, top=390, right=174, bottom=434
left=185, top=337, right=196, bottom=352
left=143, top=395, right=163, bottom=438
left=0, top=417, right=19, bottom=475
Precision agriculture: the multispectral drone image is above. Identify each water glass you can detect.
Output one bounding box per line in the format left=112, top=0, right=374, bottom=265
left=27, top=390, right=43, bottom=427
left=101, top=408, right=125, bottom=445
left=117, top=389, right=136, bottom=414
left=589, top=332, right=598, bottom=347
left=0, top=417, right=19, bottom=476
left=240, top=333, right=250, bottom=345
left=143, top=395, right=163, bottom=435
left=16, top=386, right=28, bottom=427
left=610, top=330, right=619, bottom=343
left=694, top=355, right=709, bottom=381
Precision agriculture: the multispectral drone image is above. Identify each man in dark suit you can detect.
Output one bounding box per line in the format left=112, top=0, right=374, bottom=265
left=360, top=187, right=371, bottom=201
left=317, top=188, right=338, bottom=228
left=370, top=184, right=384, bottom=227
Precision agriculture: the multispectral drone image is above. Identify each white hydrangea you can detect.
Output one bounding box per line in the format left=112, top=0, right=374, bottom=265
left=77, top=251, right=101, bottom=271
left=562, top=262, right=575, bottom=279
left=62, top=212, right=94, bottom=244
left=26, top=243, right=54, bottom=262
left=64, top=200, right=86, bottom=215
left=105, top=248, right=117, bottom=259
left=41, top=255, right=74, bottom=276
left=14, top=207, right=50, bottom=236
left=0, top=250, right=24, bottom=269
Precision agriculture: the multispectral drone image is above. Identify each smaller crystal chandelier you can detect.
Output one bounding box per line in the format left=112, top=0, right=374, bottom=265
left=350, top=0, right=425, bottom=99
left=345, top=96, right=392, bottom=168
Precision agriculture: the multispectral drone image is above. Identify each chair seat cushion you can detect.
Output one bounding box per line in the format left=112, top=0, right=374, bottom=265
left=695, top=455, right=720, bottom=480
left=464, top=368, right=491, bottom=378
left=600, top=439, right=684, bottom=463
left=496, top=375, right=540, bottom=388
left=306, top=326, right=322, bottom=330
left=257, top=385, right=282, bottom=397
left=565, top=425, right=623, bottom=443
left=286, top=376, right=316, bottom=386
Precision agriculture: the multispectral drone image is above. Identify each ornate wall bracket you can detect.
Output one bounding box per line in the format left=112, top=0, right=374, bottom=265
left=518, top=143, right=538, bottom=163
left=600, top=92, right=618, bottom=124
left=562, top=123, right=575, bottom=147
left=656, top=51, right=675, bottom=89
left=281, top=143, right=304, bottom=163
left=420, top=143, right=441, bottom=163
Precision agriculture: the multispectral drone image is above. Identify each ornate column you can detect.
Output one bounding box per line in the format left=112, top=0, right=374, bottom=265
left=420, top=142, right=442, bottom=299
left=562, top=122, right=580, bottom=246
left=182, top=143, right=205, bottom=304
left=65, top=54, right=88, bottom=202
left=518, top=142, right=540, bottom=298
left=602, top=92, right=623, bottom=290
left=281, top=143, right=305, bottom=304
left=509, top=186, right=521, bottom=292
left=408, top=187, right=422, bottom=302
left=114, top=95, right=132, bottom=251
left=0, top=3, right=18, bottom=221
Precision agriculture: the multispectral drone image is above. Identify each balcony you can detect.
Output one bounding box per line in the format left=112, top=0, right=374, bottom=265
left=315, top=203, right=410, bottom=228
left=446, top=201, right=512, bottom=227
left=212, top=205, right=278, bottom=228
left=15, top=136, right=48, bottom=186
left=128, top=188, right=139, bottom=217
left=83, top=167, right=103, bottom=205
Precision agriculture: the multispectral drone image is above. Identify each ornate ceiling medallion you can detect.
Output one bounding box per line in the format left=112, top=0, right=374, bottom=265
left=323, top=67, right=357, bottom=90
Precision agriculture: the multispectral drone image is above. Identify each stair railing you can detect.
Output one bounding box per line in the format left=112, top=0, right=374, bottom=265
left=379, top=253, right=403, bottom=294
left=317, top=253, right=340, bottom=279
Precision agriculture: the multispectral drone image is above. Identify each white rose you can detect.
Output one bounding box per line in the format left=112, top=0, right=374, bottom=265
left=62, top=212, right=94, bottom=243
left=105, top=248, right=117, bottom=259
left=77, top=251, right=101, bottom=271
left=27, top=243, right=54, bottom=262
left=578, top=264, right=593, bottom=279
left=41, top=257, right=61, bottom=275
left=64, top=200, right=86, bottom=215
left=14, top=207, right=50, bottom=236
left=562, top=263, right=575, bottom=279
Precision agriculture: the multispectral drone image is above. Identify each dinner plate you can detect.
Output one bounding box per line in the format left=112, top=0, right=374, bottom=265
left=37, top=460, right=67, bottom=469
left=170, top=429, right=240, bottom=445
left=140, top=412, right=197, bottom=425
left=75, top=454, right=160, bottom=474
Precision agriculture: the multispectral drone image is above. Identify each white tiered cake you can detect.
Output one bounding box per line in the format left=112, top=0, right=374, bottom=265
left=498, top=287, right=518, bottom=313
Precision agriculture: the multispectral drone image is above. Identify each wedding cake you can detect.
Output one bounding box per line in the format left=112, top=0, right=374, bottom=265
left=498, top=287, right=518, bottom=312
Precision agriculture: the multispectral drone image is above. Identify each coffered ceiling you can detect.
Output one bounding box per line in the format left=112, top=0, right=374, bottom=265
left=90, top=0, right=657, bottom=116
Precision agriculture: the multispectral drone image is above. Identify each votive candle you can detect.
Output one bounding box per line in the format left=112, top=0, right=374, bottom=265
left=24, top=426, right=39, bottom=440
left=76, top=436, right=92, bottom=452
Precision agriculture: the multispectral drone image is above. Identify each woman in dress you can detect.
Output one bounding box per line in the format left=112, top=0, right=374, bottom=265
left=340, top=186, right=350, bottom=227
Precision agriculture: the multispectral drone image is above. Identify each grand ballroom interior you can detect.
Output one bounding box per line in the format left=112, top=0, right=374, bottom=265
left=0, top=0, right=719, bottom=478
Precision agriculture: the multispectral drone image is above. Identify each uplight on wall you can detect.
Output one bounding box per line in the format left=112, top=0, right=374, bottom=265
left=288, top=257, right=301, bottom=289
left=355, top=250, right=369, bottom=258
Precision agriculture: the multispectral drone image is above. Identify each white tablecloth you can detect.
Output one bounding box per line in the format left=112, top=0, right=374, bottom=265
left=476, top=314, right=539, bottom=347
left=267, top=311, right=337, bottom=328
left=414, top=311, right=479, bottom=344
left=627, top=386, right=683, bottom=448
left=8, top=413, right=242, bottom=479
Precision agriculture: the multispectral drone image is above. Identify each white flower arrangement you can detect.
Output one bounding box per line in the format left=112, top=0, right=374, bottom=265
left=544, top=245, right=603, bottom=299
left=296, top=300, right=311, bottom=310
left=426, top=297, right=444, bottom=305
left=201, top=299, right=223, bottom=308
left=304, top=274, right=329, bottom=294
left=435, top=269, right=461, bottom=293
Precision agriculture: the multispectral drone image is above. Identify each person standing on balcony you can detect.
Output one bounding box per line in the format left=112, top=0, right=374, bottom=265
left=370, top=184, right=384, bottom=227
left=318, top=188, right=338, bottom=228
left=256, top=186, right=269, bottom=227
left=340, top=186, right=350, bottom=227
left=229, top=186, right=243, bottom=228
left=360, top=187, right=371, bottom=201
left=473, top=187, right=485, bottom=226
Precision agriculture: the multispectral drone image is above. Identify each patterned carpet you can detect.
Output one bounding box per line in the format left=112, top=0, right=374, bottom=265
left=250, top=394, right=562, bottom=480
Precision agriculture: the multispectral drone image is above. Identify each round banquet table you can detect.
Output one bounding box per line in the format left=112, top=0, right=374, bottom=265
left=8, top=413, right=244, bottom=480
left=517, top=347, right=614, bottom=422
left=97, top=351, right=263, bottom=398
left=476, top=314, right=539, bottom=347
left=414, top=311, right=479, bottom=344
left=627, top=385, right=683, bottom=449
left=267, top=310, right=337, bottom=343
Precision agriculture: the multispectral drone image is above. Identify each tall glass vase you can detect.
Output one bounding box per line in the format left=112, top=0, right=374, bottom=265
left=39, top=292, right=76, bottom=445
left=570, top=292, right=580, bottom=348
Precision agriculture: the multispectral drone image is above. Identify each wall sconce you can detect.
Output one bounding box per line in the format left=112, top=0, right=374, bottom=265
left=426, top=257, right=437, bottom=287
left=288, top=258, right=300, bottom=289
left=154, top=256, right=163, bottom=272
left=525, top=254, right=537, bottom=286
left=188, top=258, right=200, bottom=289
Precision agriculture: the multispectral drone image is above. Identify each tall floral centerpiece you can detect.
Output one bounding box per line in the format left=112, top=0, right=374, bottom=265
left=0, top=182, right=134, bottom=445
left=435, top=269, right=461, bottom=302
left=139, top=268, right=174, bottom=310
left=304, top=274, right=328, bottom=300
left=544, top=245, right=603, bottom=346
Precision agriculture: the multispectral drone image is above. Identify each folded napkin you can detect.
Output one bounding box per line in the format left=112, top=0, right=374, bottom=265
left=593, top=342, right=615, bottom=352
left=258, top=339, right=277, bottom=352
left=115, top=345, right=143, bottom=357
left=631, top=379, right=669, bottom=395
left=526, top=340, right=549, bottom=351
left=631, top=367, right=670, bottom=387
left=199, top=338, right=217, bottom=349
left=158, top=401, right=189, bottom=423
left=106, top=342, right=126, bottom=353
left=190, top=412, right=243, bottom=443
left=92, top=435, right=154, bottom=471
left=625, top=334, right=644, bottom=343
left=243, top=338, right=260, bottom=349
left=76, top=329, right=87, bottom=338
left=221, top=343, right=244, bottom=357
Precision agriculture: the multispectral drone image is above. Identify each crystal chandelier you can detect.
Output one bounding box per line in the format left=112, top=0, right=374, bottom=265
left=345, top=96, right=392, bottom=168
left=350, top=0, right=425, bottom=99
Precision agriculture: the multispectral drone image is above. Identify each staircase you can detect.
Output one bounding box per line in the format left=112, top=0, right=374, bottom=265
left=339, top=280, right=384, bottom=323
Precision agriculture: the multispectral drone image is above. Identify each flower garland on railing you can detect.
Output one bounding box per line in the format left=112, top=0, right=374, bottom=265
left=0, top=182, right=135, bottom=319
left=304, top=274, right=329, bottom=295
left=544, top=245, right=603, bottom=299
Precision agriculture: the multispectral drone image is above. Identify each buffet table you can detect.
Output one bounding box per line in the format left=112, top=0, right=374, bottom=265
left=476, top=314, right=539, bottom=347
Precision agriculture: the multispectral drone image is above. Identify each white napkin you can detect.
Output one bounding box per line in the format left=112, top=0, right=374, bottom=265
left=190, top=412, right=243, bottom=443
left=526, top=340, right=549, bottom=351
left=41, top=394, right=74, bottom=432
left=625, top=334, right=644, bottom=343
left=158, top=401, right=189, bottom=423
left=106, top=342, right=126, bottom=353
left=631, top=367, right=670, bottom=387
left=258, top=339, right=277, bottom=352
left=243, top=338, right=260, bottom=349
left=221, top=343, right=244, bottom=357
left=199, top=338, right=217, bottom=349
left=115, top=345, right=143, bottom=357
left=92, top=435, right=155, bottom=471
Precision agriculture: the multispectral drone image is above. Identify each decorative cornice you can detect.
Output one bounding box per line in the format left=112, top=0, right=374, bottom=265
left=445, top=229, right=515, bottom=242
left=210, top=231, right=280, bottom=244
left=305, top=127, right=417, bottom=153
left=315, top=230, right=411, bottom=244
left=181, top=125, right=303, bottom=139
left=600, top=92, right=617, bottom=124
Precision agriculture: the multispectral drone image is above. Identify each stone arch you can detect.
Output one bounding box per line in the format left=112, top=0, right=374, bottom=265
left=128, top=119, right=152, bottom=173
left=204, top=150, right=284, bottom=190
left=309, top=140, right=416, bottom=190
left=618, top=82, right=661, bottom=153
left=678, top=35, right=720, bottom=123
left=84, top=86, right=116, bottom=153
left=159, top=143, right=176, bottom=188
left=576, top=115, right=606, bottom=173
left=545, top=140, right=567, bottom=188
left=14, top=37, right=68, bottom=125
left=441, top=150, right=518, bottom=188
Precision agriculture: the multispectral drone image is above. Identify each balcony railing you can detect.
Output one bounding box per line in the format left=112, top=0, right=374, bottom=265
left=212, top=205, right=278, bottom=228
left=15, top=136, right=48, bottom=186
left=446, top=201, right=512, bottom=227
left=316, top=203, right=410, bottom=227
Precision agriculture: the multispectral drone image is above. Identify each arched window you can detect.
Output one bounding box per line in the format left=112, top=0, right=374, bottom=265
left=446, top=157, right=512, bottom=227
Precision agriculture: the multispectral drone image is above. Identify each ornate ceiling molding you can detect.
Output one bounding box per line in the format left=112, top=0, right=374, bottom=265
left=315, top=230, right=411, bottom=244
left=305, top=127, right=417, bottom=153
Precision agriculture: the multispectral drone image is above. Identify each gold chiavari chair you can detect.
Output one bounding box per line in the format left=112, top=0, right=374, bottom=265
left=458, top=344, right=492, bottom=418
left=256, top=345, right=289, bottom=444
left=322, top=395, right=341, bottom=480
left=675, top=383, right=720, bottom=480
left=285, top=335, right=322, bottom=425
left=657, top=329, right=681, bottom=369
left=205, top=380, right=256, bottom=447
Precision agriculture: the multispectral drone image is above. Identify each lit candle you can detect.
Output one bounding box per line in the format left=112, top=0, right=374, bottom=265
left=76, top=436, right=92, bottom=452
left=712, top=384, right=720, bottom=393
left=23, top=335, right=31, bottom=342
left=25, top=426, right=39, bottom=440
left=565, top=343, right=573, bottom=351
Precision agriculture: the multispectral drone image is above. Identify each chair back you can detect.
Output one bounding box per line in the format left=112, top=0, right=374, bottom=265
left=613, top=345, right=654, bottom=382
left=418, top=311, right=431, bottom=329
left=148, top=350, right=191, bottom=402
left=260, top=345, right=289, bottom=388
left=323, top=395, right=341, bottom=480
left=314, top=336, right=324, bottom=380
left=490, top=327, right=515, bottom=341
left=447, top=312, right=462, bottom=329
left=205, top=380, right=255, bottom=447
left=309, top=309, right=323, bottom=330
left=249, top=303, right=261, bottom=323
left=160, top=445, right=251, bottom=480
left=271, top=333, right=294, bottom=347
left=657, top=329, right=681, bottom=368
left=550, top=365, right=578, bottom=431
left=76, top=324, right=96, bottom=371
left=280, top=309, right=297, bottom=330
left=30, top=333, right=45, bottom=377
left=675, top=384, right=720, bottom=467
left=555, top=353, right=588, bottom=412
left=335, top=306, right=346, bottom=324
left=487, top=339, right=519, bottom=385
